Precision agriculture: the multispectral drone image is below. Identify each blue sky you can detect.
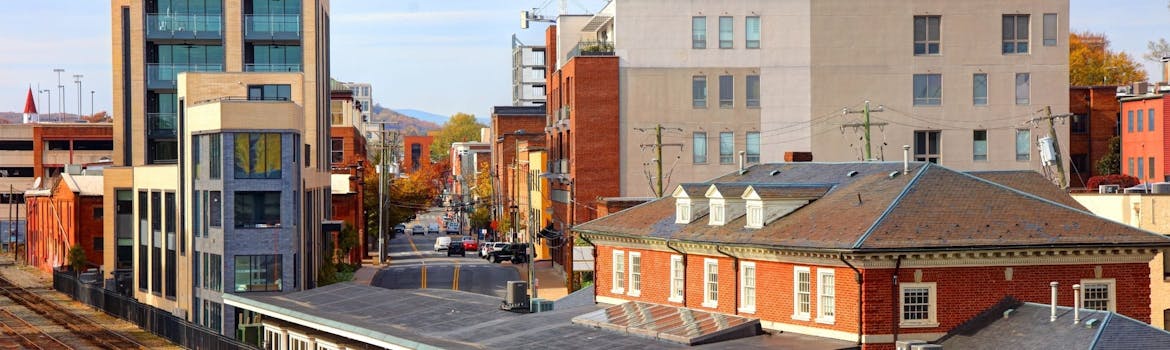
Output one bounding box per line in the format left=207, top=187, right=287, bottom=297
left=0, top=1, right=1165, bottom=118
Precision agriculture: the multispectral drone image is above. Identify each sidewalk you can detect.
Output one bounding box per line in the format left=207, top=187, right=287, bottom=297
left=352, top=256, right=384, bottom=285
left=0, top=255, right=180, bottom=349
left=512, top=259, right=569, bottom=301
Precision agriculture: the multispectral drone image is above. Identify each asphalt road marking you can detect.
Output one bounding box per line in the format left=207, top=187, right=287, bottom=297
left=421, top=265, right=428, bottom=289
left=452, top=262, right=460, bottom=291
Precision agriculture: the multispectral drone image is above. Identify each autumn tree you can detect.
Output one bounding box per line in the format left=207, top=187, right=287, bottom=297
left=363, top=154, right=444, bottom=244
left=430, top=113, right=486, bottom=161
left=1070, top=31, right=1147, bottom=86
left=1145, top=38, right=1170, bottom=64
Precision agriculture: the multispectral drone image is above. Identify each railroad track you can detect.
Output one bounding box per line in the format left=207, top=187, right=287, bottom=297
left=0, top=275, right=145, bottom=349
left=0, top=307, right=71, bottom=350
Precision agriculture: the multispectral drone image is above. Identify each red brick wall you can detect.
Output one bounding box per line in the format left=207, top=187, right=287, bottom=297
left=1069, top=86, right=1122, bottom=187
left=32, top=124, right=114, bottom=179
left=25, top=181, right=105, bottom=274
left=1120, top=96, right=1165, bottom=182
left=402, top=135, right=434, bottom=173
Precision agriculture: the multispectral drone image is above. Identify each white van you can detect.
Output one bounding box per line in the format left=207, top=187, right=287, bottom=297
left=433, top=236, right=451, bottom=251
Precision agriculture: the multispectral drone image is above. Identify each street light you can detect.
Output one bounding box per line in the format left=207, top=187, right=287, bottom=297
left=73, top=74, right=83, bottom=119
left=53, top=68, right=64, bottom=122
left=90, top=90, right=95, bottom=117
left=40, top=89, right=51, bottom=122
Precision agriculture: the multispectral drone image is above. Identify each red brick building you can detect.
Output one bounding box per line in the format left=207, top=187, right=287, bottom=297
left=330, top=125, right=368, bottom=264
left=33, top=124, right=115, bottom=179
left=490, top=106, right=546, bottom=242
left=1069, top=86, right=1121, bottom=188
left=1120, top=93, right=1167, bottom=183
left=402, top=135, right=434, bottom=174
left=575, top=162, right=1170, bottom=349
left=25, top=173, right=105, bottom=274
left=544, top=24, right=621, bottom=280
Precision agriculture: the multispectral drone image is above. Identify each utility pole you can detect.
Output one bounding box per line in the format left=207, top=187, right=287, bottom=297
left=1029, top=106, right=1073, bottom=189
left=843, top=101, right=885, bottom=161
left=634, top=124, right=683, bottom=197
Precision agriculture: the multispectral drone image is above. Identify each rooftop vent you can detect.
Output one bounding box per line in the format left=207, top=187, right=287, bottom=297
left=770, top=170, right=781, bottom=176
left=888, top=171, right=900, bottom=179
left=1085, top=319, right=1100, bottom=328
left=847, top=170, right=859, bottom=177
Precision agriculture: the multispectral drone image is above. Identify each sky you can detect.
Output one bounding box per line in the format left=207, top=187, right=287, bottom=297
left=0, top=1, right=1165, bottom=118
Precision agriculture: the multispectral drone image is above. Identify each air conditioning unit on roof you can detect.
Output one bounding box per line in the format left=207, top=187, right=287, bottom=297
left=896, top=340, right=927, bottom=350
left=1099, top=184, right=1121, bottom=194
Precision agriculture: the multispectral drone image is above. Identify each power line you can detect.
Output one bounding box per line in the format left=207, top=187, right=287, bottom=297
left=634, top=124, right=684, bottom=197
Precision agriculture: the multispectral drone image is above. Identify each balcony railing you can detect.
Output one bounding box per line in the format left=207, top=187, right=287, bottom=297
left=244, top=14, right=302, bottom=41
left=567, top=40, right=614, bottom=61
left=147, top=113, right=177, bottom=138
left=559, top=106, right=571, bottom=121
left=146, top=64, right=223, bottom=90
left=146, top=13, right=223, bottom=40
left=244, top=63, right=302, bottom=72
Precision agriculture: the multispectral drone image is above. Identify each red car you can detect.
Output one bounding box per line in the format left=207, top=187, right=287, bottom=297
left=462, top=237, right=478, bottom=251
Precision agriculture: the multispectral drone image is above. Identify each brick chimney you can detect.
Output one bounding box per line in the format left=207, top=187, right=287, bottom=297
left=784, top=151, right=813, bottom=162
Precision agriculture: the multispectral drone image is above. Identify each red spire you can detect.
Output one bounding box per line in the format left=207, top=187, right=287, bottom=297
left=22, top=88, right=36, bottom=114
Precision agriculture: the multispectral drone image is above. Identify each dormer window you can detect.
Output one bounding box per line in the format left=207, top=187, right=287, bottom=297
left=673, top=184, right=709, bottom=224
left=746, top=203, right=764, bottom=229
left=742, top=184, right=833, bottom=229
left=677, top=203, right=692, bottom=223
left=710, top=203, right=725, bottom=224
left=706, top=183, right=748, bottom=226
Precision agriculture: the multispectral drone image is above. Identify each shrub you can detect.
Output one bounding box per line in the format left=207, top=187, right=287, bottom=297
left=1085, top=174, right=1140, bottom=190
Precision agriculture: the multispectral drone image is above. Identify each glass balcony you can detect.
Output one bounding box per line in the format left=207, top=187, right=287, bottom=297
left=244, top=63, right=302, bottom=72
left=147, top=113, right=177, bottom=138
left=567, top=41, right=615, bottom=61
left=146, top=63, right=223, bottom=89
left=146, top=13, right=223, bottom=40
left=244, top=15, right=302, bottom=41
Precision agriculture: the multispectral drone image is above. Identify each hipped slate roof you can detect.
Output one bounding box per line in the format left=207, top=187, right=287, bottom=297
left=575, top=162, right=1170, bottom=252
left=939, top=302, right=1170, bottom=350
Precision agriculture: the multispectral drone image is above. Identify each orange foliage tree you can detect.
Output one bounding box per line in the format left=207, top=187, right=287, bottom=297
left=1070, top=31, right=1147, bottom=86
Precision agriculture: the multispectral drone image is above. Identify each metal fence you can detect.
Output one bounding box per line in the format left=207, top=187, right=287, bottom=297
left=53, top=271, right=254, bottom=350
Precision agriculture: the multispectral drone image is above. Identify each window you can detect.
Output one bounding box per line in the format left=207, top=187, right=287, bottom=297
left=746, top=75, right=760, bottom=108
left=913, top=16, right=940, bottom=55
left=718, top=16, right=733, bottom=49
left=692, top=76, right=707, bottom=108
left=246, top=84, right=292, bottom=101
left=669, top=255, right=684, bottom=302
left=628, top=252, right=641, bottom=296
left=1138, top=109, right=1144, bottom=132
left=1151, top=108, right=1156, bottom=132
left=746, top=132, right=760, bottom=163
left=330, top=138, right=344, bottom=164
left=204, top=300, right=222, bottom=333
left=973, top=73, right=988, bottom=105
left=900, top=282, right=938, bottom=327
left=204, top=253, right=222, bottom=292
left=793, top=266, right=811, bottom=320
left=93, top=207, right=103, bottom=219
left=193, top=190, right=202, bottom=237
left=1015, top=73, right=1030, bottom=105
left=719, top=75, right=733, bottom=108
left=235, top=191, right=281, bottom=228
left=1043, top=13, right=1058, bottom=46
left=1016, top=129, right=1031, bottom=161
left=611, top=250, right=625, bottom=294
left=745, top=16, right=760, bottom=49
left=973, top=130, right=987, bottom=161
left=1071, top=113, right=1088, bottom=133
left=739, top=262, right=756, bottom=313
left=746, top=204, right=763, bottom=228
left=817, top=269, right=835, bottom=323
left=209, top=191, right=221, bottom=227
left=234, top=133, right=282, bottom=179
left=234, top=255, right=282, bottom=292
left=676, top=201, right=691, bottom=223
left=151, top=191, right=161, bottom=294
left=1151, top=157, right=1157, bottom=179
left=138, top=191, right=147, bottom=291
left=692, top=16, right=706, bottom=49
left=703, top=259, right=718, bottom=308
left=1138, top=158, right=1145, bottom=181
left=193, top=135, right=202, bottom=179
left=1003, top=14, right=1029, bottom=54
left=914, top=130, right=940, bottom=163
left=709, top=202, right=725, bottom=224
left=1129, top=110, right=1135, bottom=133
left=693, top=132, right=707, bottom=163
left=210, top=134, right=221, bottom=179
left=913, top=74, right=942, bottom=106
left=1129, top=157, right=1135, bottom=177
left=93, top=237, right=104, bottom=251
left=719, top=132, right=734, bottom=164
left=1080, top=279, right=1115, bottom=311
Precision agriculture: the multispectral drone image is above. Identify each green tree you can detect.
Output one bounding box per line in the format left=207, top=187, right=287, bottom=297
left=363, top=154, right=444, bottom=245
left=67, top=244, right=87, bottom=275
left=430, top=113, right=486, bottom=161
left=1070, top=31, right=1147, bottom=86
left=1096, top=136, right=1121, bottom=175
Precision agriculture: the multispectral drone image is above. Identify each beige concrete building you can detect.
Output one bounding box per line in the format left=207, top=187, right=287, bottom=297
left=1073, top=193, right=1170, bottom=329
left=553, top=0, right=1070, bottom=197
left=105, top=0, right=331, bottom=337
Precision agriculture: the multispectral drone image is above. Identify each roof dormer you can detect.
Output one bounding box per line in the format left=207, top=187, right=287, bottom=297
left=672, top=183, right=710, bottom=224
left=741, top=184, right=833, bottom=229
left=706, top=183, right=750, bottom=226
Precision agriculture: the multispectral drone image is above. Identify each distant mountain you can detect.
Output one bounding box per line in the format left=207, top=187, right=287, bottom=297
left=369, top=104, right=440, bottom=136
left=393, top=109, right=449, bottom=125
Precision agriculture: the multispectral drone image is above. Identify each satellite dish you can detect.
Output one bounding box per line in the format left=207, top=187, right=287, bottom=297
left=32, top=177, right=42, bottom=189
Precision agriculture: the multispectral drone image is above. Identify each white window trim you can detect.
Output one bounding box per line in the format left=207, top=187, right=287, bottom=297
left=739, top=262, right=757, bottom=314
left=816, top=268, right=836, bottom=324
left=1079, top=278, right=1117, bottom=312
left=745, top=202, right=763, bottom=229
left=669, top=255, right=685, bottom=303
left=628, top=252, right=642, bottom=297
left=702, top=258, right=719, bottom=308
left=899, top=282, right=939, bottom=328
left=793, top=266, right=811, bottom=321
left=611, top=250, right=625, bottom=294
left=676, top=200, right=691, bottom=224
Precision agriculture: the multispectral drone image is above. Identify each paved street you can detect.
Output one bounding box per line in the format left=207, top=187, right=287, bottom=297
left=371, top=210, right=520, bottom=298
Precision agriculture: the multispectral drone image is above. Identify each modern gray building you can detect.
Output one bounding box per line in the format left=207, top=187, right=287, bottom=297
left=512, top=35, right=547, bottom=106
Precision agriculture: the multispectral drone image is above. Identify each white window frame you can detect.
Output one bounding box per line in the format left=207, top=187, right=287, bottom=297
left=669, top=255, right=685, bottom=303
left=612, top=250, right=626, bottom=294
left=899, top=282, right=939, bottom=328
left=816, top=268, right=836, bottom=324
left=745, top=202, right=763, bottom=229
left=289, top=334, right=312, bottom=350
left=1015, top=72, right=1030, bottom=105
left=676, top=201, right=691, bottom=223
left=793, top=266, right=811, bottom=321
left=1080, top=278, right=1116, bottom=312
left=628, top=252, right=642, bottom=297
left=739, top=262, right=757, bottom=314
left=709, top=202, right=725, bottom=225
left=703, top=258, right=719, bottom=308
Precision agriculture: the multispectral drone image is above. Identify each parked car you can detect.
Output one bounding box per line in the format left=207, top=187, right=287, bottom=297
left=445, top=221, right=460, bottom=235
left=434, top=236, right=451, bottom=251
left=412, top=224, right=425, bottom=235
left=488, top=243, right=530, bottom=264
left=477, top=241, right=494, bottom=257
left=78, top=268, right=102, bottom=285
left=481, top=242, right=507, bottom=259
left=462, top=238, right=478, bottom=251
left=428, top=223, right=440, bottom=234
left=446, top=241, right=466, bottom=257
left=393, top=224, right=406, bottom=235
